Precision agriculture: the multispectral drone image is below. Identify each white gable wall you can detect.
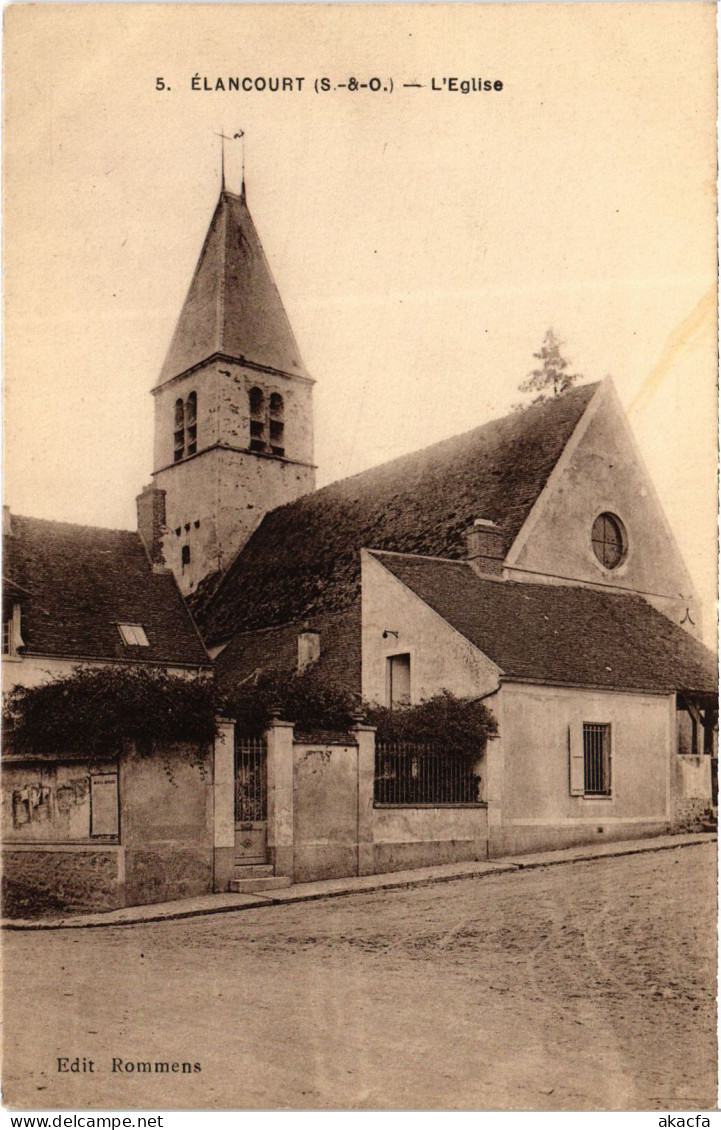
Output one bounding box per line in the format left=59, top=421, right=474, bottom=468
left=505, top=381, right=702, bottom=637
left=360, top=550, right=501, bottom=706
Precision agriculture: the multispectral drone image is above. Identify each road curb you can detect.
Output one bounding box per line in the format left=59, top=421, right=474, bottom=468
left=3, top=832, right=715, bottom=930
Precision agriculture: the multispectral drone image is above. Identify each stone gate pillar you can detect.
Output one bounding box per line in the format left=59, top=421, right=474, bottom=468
left=267, top=715, right=295, bottom=878
left=213, top=717, right=235, bottom=891
left=353, top=721, right=377, bottom=876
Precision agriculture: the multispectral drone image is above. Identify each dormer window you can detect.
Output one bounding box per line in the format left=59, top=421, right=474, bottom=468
left=249, top=387, right=266, bottom=452
left=117, top=623, right=150, bottom=646
left=173, top=393, right=198, bottom=461
left=269, top=393, right=285, bottom=457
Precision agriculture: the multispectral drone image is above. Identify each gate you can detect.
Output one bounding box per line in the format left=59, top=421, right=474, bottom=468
left=235, top=733, right=268, bottom=862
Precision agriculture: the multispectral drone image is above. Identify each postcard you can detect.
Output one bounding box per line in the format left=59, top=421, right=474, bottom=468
left=2, top=2, right=717, bottom=1113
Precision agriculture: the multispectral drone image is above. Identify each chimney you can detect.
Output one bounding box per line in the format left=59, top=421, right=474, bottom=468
left=136, top=484, right=168, bottom=571
left=298, top=627, right=321, bottom=672
left=2, top=506, right=12, bottom=537
left=465, top=519, right=505, bottom=576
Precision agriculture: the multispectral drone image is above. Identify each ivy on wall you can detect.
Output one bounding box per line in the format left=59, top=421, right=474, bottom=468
left=366, top=690, right=498, bottom=760
left=4, top=664, right=498, bottom=766
left=3, top=666, right=216, bottom=757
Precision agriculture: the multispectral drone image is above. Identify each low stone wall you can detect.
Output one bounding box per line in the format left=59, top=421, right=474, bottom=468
left=488, top=819, right=670, bottom=858
left=293, top=741, right=359, bottom=882
left=371, top=806, right=488, bottom=872
left=120, top=742, right=214, bottom=907
left=3, top=739, right=214, bottom=914
left=670, top=754, right=712, bottom=828
left=3, top=845, right=122, bottom=916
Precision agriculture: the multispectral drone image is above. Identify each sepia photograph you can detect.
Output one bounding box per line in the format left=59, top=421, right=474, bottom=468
left=1, top=2, right=718, bottom=1114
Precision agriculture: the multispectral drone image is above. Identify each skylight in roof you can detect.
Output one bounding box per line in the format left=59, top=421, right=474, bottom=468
left=118, top=623, right=150, bottom=647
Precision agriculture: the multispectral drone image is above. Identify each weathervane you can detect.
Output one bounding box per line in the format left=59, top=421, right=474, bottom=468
left=216, top=129, right=245, bottom=195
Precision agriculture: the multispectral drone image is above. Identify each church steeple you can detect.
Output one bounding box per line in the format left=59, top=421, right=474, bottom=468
left=150, top=144, right=316, bottom=596
left=156, top=181, right=308, bottom=388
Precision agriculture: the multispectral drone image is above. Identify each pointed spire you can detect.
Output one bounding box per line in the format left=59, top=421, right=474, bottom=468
left=156, top=148, right=308, bottom=387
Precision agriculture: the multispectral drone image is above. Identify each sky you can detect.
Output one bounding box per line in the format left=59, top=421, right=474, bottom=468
left=3, top=3, right=717, bottom=628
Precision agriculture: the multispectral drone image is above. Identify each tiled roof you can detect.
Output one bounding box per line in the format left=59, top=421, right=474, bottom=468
left=157, top=191, right=308, bottom=385
left=196, top=384, right=599, bottom=645
left=3, top=514, right=210, bottom=667
left=372, top=551, right=717, bottom=695
left=215, top=604, right=362, bottom=696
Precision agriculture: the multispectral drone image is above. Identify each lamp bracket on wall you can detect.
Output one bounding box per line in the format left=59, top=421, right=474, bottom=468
left=382, top=629, right=399, bottom=640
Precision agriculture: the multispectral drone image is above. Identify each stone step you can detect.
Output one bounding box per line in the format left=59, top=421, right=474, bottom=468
left=232, top=863, right=274, bottom=877
left=228, top=876, right=292, bottom=894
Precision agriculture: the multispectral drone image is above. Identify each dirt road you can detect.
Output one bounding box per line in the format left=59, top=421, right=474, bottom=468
left=3, top=843, right=716, bottom=1110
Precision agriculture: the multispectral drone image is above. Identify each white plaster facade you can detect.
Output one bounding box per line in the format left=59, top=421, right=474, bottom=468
left=361, top=549, right=501, bottom=706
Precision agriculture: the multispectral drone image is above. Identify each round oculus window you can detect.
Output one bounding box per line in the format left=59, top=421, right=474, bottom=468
left=591, top=512, right=627, bottom=570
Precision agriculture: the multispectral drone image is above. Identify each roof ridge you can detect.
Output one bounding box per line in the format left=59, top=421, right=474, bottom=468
left=271, top=382, right=601, bottom=516
left=368, top=547, right=473, bottom=567
left=8, top=513, right=139, bottom=537
left=199, top=381, right=601, bottom=642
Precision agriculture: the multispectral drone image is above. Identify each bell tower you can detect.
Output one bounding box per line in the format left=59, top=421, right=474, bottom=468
left=150, top=136, right=316, bottom=595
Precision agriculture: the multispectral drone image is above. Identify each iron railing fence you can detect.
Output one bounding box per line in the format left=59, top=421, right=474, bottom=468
left=235, top=734, right=267, bottom=821
left=375, top=741, right=481, bottom=806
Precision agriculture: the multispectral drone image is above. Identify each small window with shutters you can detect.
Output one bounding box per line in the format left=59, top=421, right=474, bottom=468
left=570, top=723, right=612, bottom=796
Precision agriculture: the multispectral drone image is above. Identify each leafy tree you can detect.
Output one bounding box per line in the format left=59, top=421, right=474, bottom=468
left=518, top=328, right=581, bottom=404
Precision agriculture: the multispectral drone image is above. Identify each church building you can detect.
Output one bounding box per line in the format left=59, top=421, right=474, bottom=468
left=138, top=140, right=716, bottom=874
left=3, top=140, right=717, bottom=907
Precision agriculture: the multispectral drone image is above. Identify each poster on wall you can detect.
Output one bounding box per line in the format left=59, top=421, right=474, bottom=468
left=2, top=2, right=717, bottom=1118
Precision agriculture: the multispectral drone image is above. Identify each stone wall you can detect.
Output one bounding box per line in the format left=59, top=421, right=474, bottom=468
left=670, top=753, right=712, bottom=829
left=120, top=742, right=214, bottom=907
left=2, top=739, right=214, bottom=915
left=261, top=721, right=490, bottom=884
left=3, top=846, right=121, bottom=916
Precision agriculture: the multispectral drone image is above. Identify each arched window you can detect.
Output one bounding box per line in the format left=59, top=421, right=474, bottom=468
left=249, top=387, right=266, bottom=452
left=269, top=393, right=285, bottom=457
left=174, top=399, right=185, bottom=462
left=172, top=393, right=198, bottom=461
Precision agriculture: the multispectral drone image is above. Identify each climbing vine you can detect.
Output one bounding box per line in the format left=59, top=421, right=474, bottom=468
left=3, top=665, right=216, bottom=757
left=365, top=690, right=498, bottom=760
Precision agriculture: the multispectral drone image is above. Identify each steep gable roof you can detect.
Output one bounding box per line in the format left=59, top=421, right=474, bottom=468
left=372, top=550, right=717, bottom=695
left=196, top=384, right=599, bottom=645
left=157, top=190, right=308, bottom=386
left=3, top=514, right=210, bottom=668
